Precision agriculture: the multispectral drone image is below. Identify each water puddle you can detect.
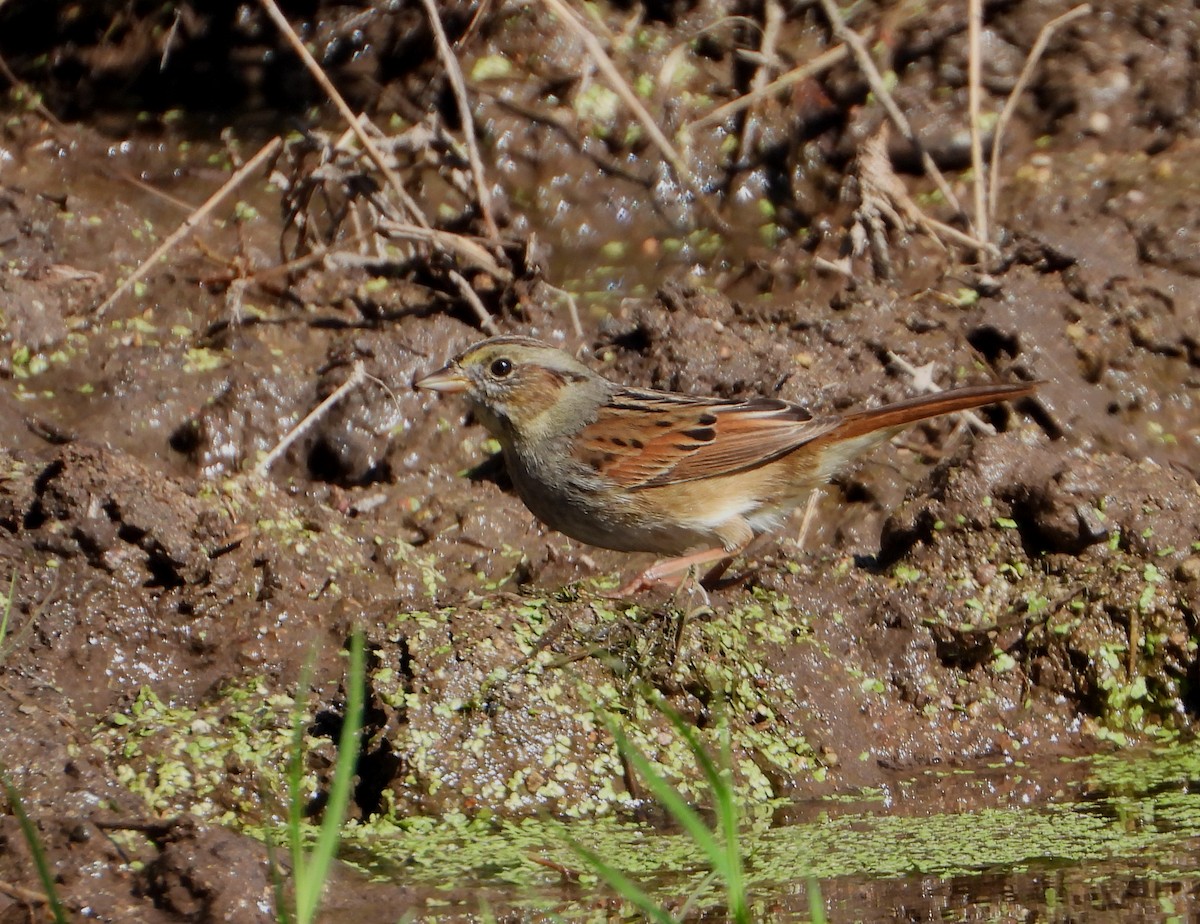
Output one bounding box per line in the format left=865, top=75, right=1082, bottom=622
left=304, top=741, right=1200, bottom=921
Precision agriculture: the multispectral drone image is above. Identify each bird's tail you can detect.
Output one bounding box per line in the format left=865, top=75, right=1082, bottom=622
left=810, top=381, right=1039, bottom=480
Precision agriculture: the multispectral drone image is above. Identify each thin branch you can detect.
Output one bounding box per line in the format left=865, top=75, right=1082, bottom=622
left=736, top=0, right=784, bottom=163
left=256, top=0, right=430, bottom=228
left=539, top=281, right=585, bottom=339
left=988, top=4, right=1090, bottom=232
left=887, top=352, right=994, bottom=434
left=417, top=0, right=500, bottom=241
left=95, top=136, right=283, bottom=318
left=378, top=219, right=511, bottom=280
left=689, top=44, right=848, bottom=129
left=256, top=362, right=368, bottom=477
left=794, top=491, right=820, bottom=551
left=816, top=0, right=968, bottom=227
left=448, top=269, right=501, bottom=335
left=0, top=52, right=68, bottom=132
left=539, top=0, right=726, bottom=229
left=853, top=124, right=995, bottom=268
left=0, top=877, right=50, bottom=905
left=968, top=0, right=988, bottom=245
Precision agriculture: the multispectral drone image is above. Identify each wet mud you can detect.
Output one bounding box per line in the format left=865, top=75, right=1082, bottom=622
left=1, top=0, right=1199, bottom=919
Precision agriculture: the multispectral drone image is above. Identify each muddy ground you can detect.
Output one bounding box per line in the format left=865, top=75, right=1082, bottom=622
left=0, top=0, right=1199, bottom=920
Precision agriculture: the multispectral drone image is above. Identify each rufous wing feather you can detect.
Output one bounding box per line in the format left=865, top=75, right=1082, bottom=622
left=574, top=388, right=842, bottom=488
left=577, top=381, right=1038, bottom=489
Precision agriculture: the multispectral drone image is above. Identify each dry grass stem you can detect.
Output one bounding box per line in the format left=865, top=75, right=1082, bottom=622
left=690, top=44, right=848, bottom=129
left=794, top=491, right=820, bottom=550
left=816, top=0, right=968, bottom=228
left=256, top=361, right=368, bottom=477
left=245, top=231, right=377, bottom=285
left=257, top=0, right=429, bottom=228
left=539, top=281, right=585, bottom=339
left=736, top=0, right=783, bottom=162
left=417, top=0, right=500, bottom=241
left=539, top=0, right=725, bottom=229
left=115, top=170, right=200, bottom=213
left=853, top=126, right=994, bottom=275
left=0, top=52, right=68, bottom=132
left=988, top=3, right=1091, bottom=231
left=887, top=352, right=994, bottom=434
left=378, top=219, right=511, bottom=280
left=0, top=877, right=51, bottom=905
left=448, top=269, right=501, bottom=335
left=967, top=0, right=988, bottom=244
left=95, top=136, right=283, bottom=319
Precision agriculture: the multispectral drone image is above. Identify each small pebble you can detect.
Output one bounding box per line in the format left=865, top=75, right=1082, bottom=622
left=1087, top=111, right=1111, bottom=135
left=1175, top=558, right=1200, bottom=583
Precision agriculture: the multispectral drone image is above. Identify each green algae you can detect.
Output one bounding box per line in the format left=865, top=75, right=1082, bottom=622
left=1084, top=740, right=1200, bottom=794
left=91, top=578, right=1200, bottom=920
left=260, top=742, right=1200, bottom=918
left=98, top=588, right=824, bottom=826
left=97, top=681, right=309, bottom=824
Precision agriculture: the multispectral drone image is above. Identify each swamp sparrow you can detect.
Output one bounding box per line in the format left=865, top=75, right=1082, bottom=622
left=416, top=337, right=1037, bottom=590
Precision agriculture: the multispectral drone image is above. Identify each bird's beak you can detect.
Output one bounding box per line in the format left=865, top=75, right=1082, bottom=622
left=414, top=364, right=470, bottom=393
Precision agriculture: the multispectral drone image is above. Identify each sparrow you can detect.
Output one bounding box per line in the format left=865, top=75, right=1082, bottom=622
left=415, top=336, right=1037, bottom=590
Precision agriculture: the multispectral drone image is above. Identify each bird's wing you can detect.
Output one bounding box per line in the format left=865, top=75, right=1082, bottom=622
left=573, top=387, right=840, bottom=488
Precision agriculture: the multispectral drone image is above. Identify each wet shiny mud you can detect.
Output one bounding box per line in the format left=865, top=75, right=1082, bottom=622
left=1, top=1, right=1199, bottom=920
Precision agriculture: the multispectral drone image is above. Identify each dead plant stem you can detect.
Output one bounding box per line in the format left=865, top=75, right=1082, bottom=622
left=737, top=0, right=783, bottom=163
left=417, top=0, right=501, bottom=241
left=988, top=4, right=1090, bottom=231
left=256, top=0, right=429, bottom=228
left=256, top=362, right=367, bottom=477
left=968, top=0, right=988, bottom=245
left=95, top=136, right=283, bottom=318
left=690, top=44, right=848, bottom=129
left=539, top=0, right=726, bottom=229
left=816, top=0, right=969, bottom=227
left=448, top=269, right=501, bottom=335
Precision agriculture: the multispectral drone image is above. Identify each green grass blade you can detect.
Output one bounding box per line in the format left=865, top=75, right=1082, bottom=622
left=807, top=876, right=827, bottom=923
left=568, top=839, right=676, bottom=924
left=603, top=717, right=724, bottom=864
left=1, top=771, right=69, bottom=924
left=643, top=699, right=747, bottom=918
left=292, top=630, right=366, bottom=924
left=265, top=837, right=293, bottom=924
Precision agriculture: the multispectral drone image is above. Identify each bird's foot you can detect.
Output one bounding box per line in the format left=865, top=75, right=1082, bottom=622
left=606, top=547, right=734, bottom=598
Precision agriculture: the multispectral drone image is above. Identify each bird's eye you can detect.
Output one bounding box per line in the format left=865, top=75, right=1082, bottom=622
left=489, top=358, right=513, bottom=378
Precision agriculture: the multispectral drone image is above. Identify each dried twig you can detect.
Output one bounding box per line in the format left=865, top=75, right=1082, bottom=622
left=417, top=0, right=500, bottom=241
left=816, top=0, right=968, bottom=228
left=539, top=0, right=726, bottom=229
left=794, top=491, right=820, bottom=550
left=378, top=219, right=511, bottom=280
left=736, top=0, right=783, bottom=162
left=690, top=44, right=848, bottom=130
left=0, top=52, right=68, bottom=132
left=0, top=877, right=50, bottom=905
left=538, top=281, right=585, bottom=339
left=987, top=3, right=1091, bottom=231
left=852, top=126, right=993, bottom=276
left=256, top=0, right=429, bottom=228
left=256, top=361, right=368, bottom=477
left=967, top=0, right=988, bottom=244
left=887, top=352, right=994, bottom=434
left=95, top=136, right=283, bottom=318
left=448, top=269, right=501, bottom=335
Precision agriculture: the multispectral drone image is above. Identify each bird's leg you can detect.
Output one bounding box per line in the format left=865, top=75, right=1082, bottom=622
left=610, top=546, right=734, bottom=597
left=699, top=531, right=782, bottom=588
